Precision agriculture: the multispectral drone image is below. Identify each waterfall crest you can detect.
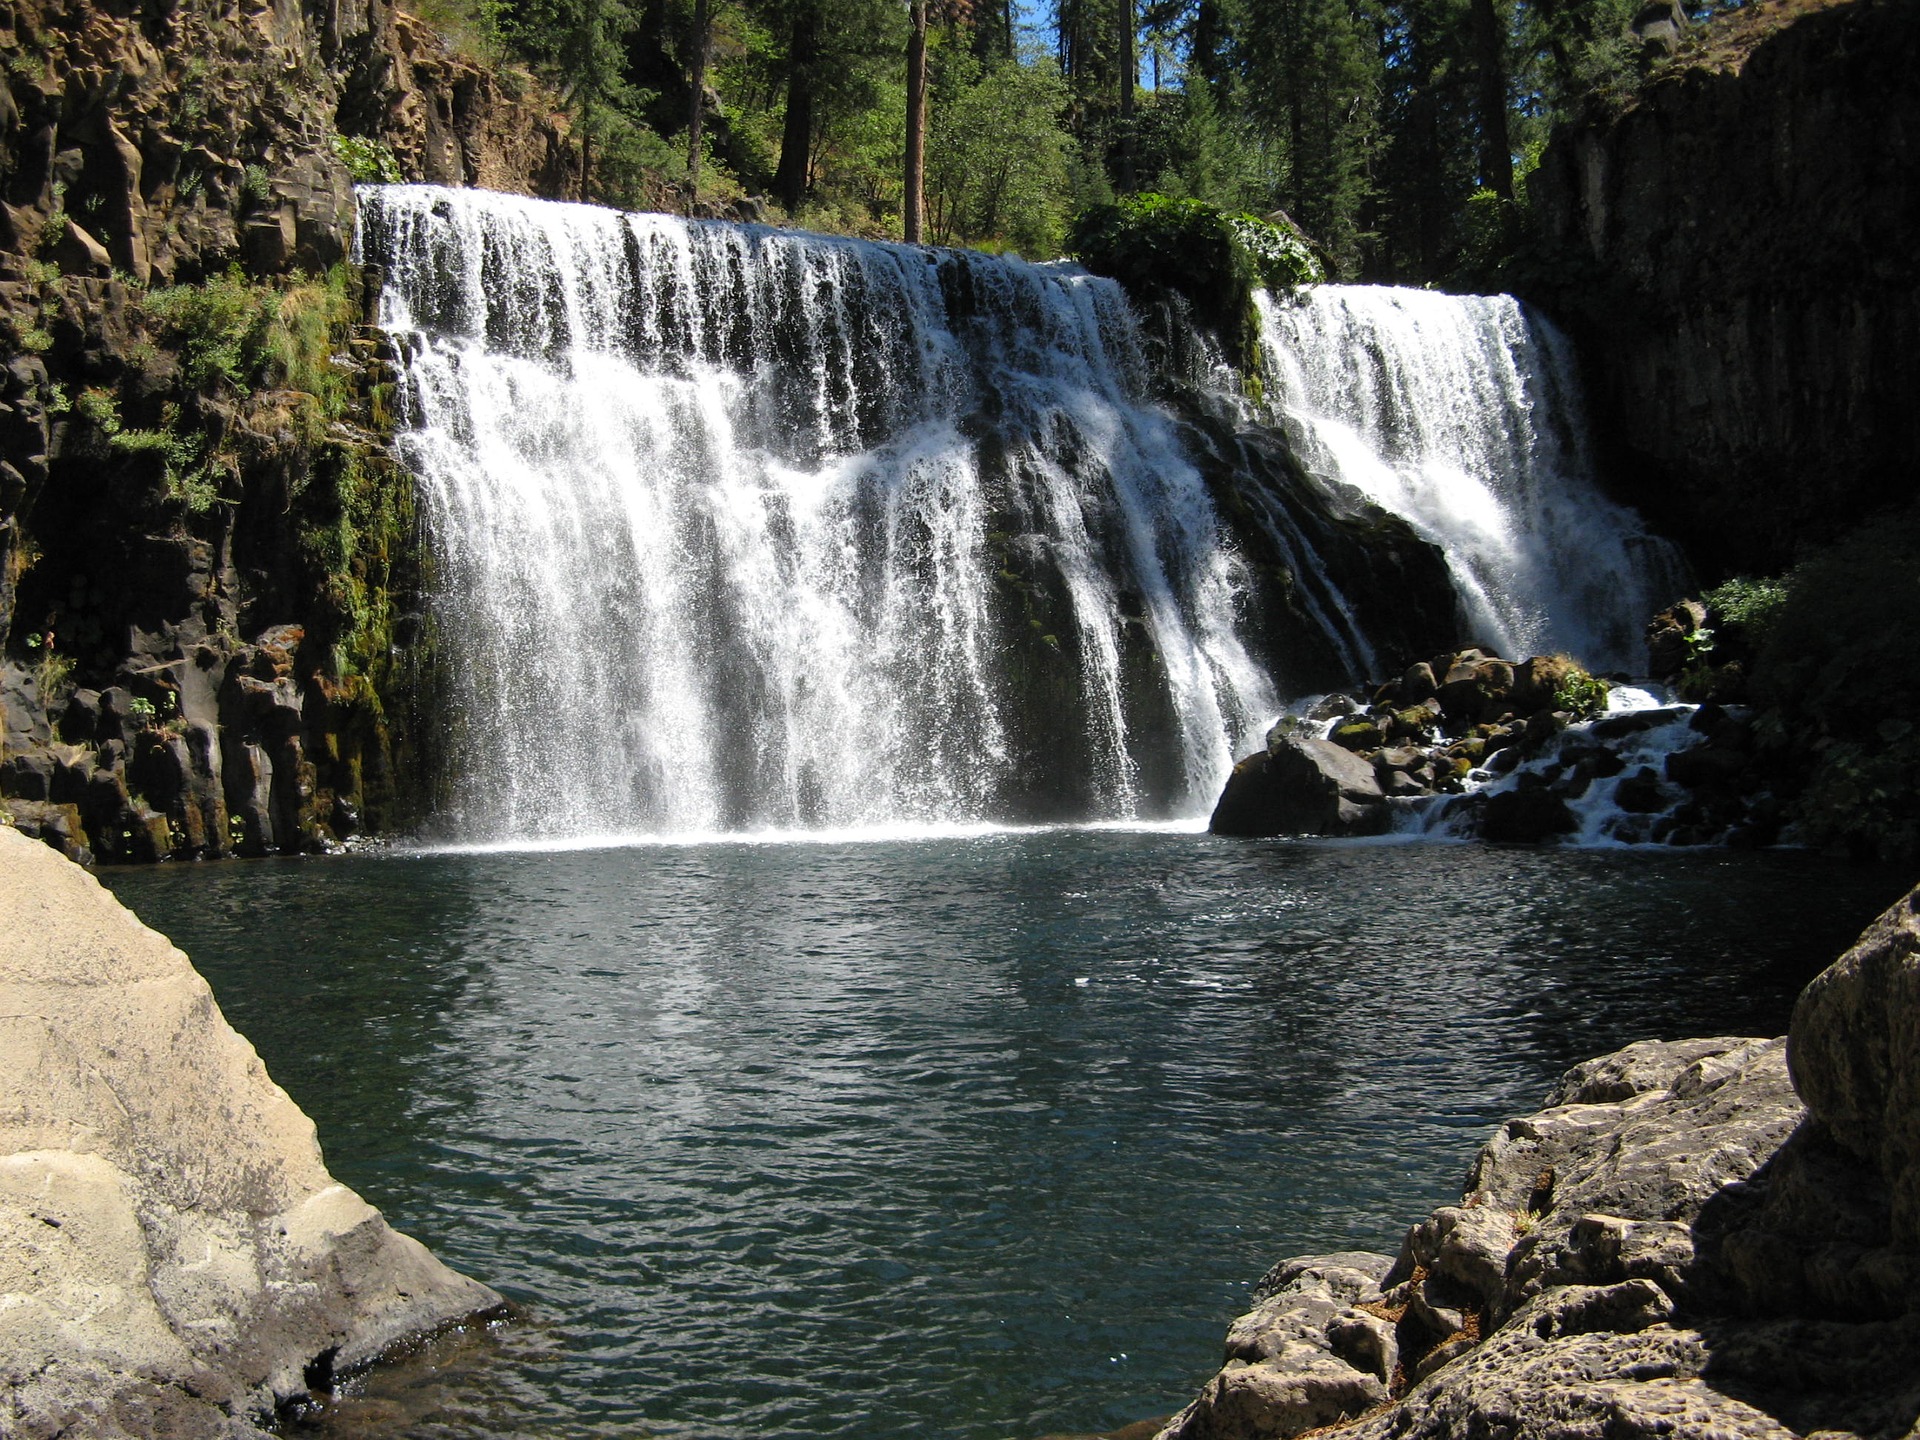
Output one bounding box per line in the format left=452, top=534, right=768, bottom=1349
left=359, top=188, right=1683, bottom=842
left=1256, top=286, right=1684, bottom=672
left=358, top=186, right=1274, bottom=840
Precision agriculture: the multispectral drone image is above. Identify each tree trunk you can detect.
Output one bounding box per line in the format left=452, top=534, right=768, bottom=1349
left=685, top=0, right=711, bottom=213
left=1469, top=0, right=1512, bottom=198
left=904, top=0, right=928, bottom=243
left=773, top=5, right=819, bottom=215
left=1116, top=0, right=1135, bottom=192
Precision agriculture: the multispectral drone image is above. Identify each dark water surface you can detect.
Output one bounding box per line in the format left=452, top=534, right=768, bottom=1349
left=105, top=833, right=1906, bottom=1440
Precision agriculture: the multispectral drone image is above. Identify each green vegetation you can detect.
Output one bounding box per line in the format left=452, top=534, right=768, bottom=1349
left=332, top=134, right=405, bottom=184
left=1674, top=512, right=1920, bottom=862
left=453, top=0, right=1750, bottom=279
left=1069, top=193, right=1319, bottom=364
left=1550, top=664, right=1609, bottom=719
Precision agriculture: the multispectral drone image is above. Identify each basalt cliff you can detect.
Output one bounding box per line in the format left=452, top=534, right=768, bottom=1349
left=0, top=0, right=574, bottom=863
left=1525, top=0, right=1920, bottom=579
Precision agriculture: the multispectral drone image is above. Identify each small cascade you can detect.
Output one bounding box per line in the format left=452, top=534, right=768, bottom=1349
left=357, top=186, right=1276, bottom=840
left=1256, top=286, right=1686, bottom=672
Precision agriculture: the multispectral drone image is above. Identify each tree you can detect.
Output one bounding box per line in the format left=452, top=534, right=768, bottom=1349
left=925, top=50, right=1075, bottom=253
left=513, top=0, right=641, bottom=201
left=905, top=0, right=928, bottom=240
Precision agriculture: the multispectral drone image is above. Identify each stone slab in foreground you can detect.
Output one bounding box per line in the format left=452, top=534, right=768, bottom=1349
left=0, top=827, right=503, bottom=1438
left=1159, top=880, right=1920, bottom=1440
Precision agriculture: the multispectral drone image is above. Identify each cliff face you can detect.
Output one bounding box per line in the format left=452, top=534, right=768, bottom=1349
left=0, top=0, right=574, bottom=861
left=1526, top=0, right=1920, bottom=578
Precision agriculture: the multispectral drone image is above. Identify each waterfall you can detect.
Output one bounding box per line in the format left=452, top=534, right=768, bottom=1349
left=1255, top=287, right=1685, bottom=672
left=358, top=187, right=1684, bottom=843
left=357, top=186, right=1276, bottom=840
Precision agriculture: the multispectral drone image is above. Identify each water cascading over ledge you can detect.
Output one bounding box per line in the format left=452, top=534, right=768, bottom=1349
left=1255, top=286, right=1686, bottom=671
left=356, top=185, right=1280, bottom=840
left=358, top=186, right=1683, bottom=843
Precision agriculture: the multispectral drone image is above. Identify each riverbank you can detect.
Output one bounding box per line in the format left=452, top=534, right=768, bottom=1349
left=1155, top=881, right=1920, bottom=1439
left=0, top=827, right=501, bottom=1437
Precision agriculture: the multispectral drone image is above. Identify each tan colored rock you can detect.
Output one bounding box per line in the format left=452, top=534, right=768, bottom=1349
left=0, top=827, right=501, bottom=1439
left=1790, top=884, right=1920, bottom=1246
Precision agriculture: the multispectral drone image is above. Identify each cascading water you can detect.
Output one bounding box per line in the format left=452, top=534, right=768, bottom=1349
left=357, top=186, right=1276, bottom=840
left=1255, top=286, right=1685, bottom=671
left=360, top=187, right=1686, bottom=843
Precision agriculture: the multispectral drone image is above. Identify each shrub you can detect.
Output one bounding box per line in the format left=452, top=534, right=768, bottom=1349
left=1068, top=193, right=1322, bottom=368
left=331, top=134, right=405, bottom=185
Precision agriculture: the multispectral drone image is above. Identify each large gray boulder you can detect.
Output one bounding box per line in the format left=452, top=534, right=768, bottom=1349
left=1209, top=736, right=1390, bottom=838
left=0, top=827, right=503, bottom=1438
left=1789, top=885, right=1920, bottom=1247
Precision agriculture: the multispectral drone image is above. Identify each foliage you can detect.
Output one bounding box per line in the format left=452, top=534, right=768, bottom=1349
left=110, top=404, right=219, bottom=513
left=1741, top=507, right=1920, bottom=861
left=1551, top=663, right=1610, bottom=719
left=332, top=134, right=405, bottom=184
left=1069, top=192, right=1320, bottom=364
left=925, top=50, right=1075, bottom=254
left=139, top=267, right=352, bottom=424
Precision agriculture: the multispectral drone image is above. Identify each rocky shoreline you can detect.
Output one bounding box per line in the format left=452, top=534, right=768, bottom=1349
left=1210, top=634, right=1777, bottom=850
left=1152, top=883, right=1920, bottom=1440
left=0, top=827, right=502, bottom=1437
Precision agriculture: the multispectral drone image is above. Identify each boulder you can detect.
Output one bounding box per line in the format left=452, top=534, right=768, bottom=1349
left=1160, top=880, right=1920, bottom=1440
left=1480, top=782, right=1576, bottom=843
left=0, top=827, right=502, bottom=1438
left=1789, top=886, right=1920, bottom=1247
left=1209, top=737, right=1391, bottom=838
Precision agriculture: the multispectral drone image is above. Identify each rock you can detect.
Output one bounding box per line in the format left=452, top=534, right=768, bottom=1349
left=1163, top=888, right=1920, bottom=1440
left=0, top=828, right=502, bottom=1436
left=1509, top=655, right=1578, bottom=713
left=1479, top=782, right=1576, bottom=843
left=1156, top=1352, right=1388, bottom=1440
left=1664, top=741, right=1749, bottom=790
left=1789, top=885, right=1920, bottom=1247
left=1400, top=661, right=1438, bottom=704
left=1210, top=737, right=1390, bottom=838
left=1645, top=601, right=1708, bottom=679
left=1614, top=766, right=1665, bottom=813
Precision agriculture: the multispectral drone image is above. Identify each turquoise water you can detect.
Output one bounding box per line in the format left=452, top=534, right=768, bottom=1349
left=105, top=834, right=1905, bottom=1439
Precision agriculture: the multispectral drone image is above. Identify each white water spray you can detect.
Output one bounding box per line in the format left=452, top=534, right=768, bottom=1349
left=1257, top=286, right=1684, bottom=671
left=359, top=186, right=1274, bottom=840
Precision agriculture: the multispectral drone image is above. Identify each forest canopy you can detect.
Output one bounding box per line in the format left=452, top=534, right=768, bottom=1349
left=416, top=0, right=1753, bottom=281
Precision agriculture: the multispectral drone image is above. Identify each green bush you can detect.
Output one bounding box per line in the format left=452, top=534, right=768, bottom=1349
left=1069, top=194, right=1322, bottom=370
left=1552, top=665, right=1610, bottom=720
left=331, top=134, right=405, bottom=185
left=1741, top=506, right=1920, bottom=860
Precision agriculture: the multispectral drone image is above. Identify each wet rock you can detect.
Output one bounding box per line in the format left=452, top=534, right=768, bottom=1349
left=1615, top=766, right=1666, bottom=813
left=1209, top=737, right=1390, bottom=838
left=0, top=829, right=503, bottom=1436
left=1480, top=780, right=1575, bottom=843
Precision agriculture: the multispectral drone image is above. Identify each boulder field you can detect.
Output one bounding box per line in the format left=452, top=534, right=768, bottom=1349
left=0, top=827, right=503, bottom=1437
left=1154, top=884, right=1920, bottom=1440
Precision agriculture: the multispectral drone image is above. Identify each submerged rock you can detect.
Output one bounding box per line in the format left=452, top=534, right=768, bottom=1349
left=1156, top=882, right=1920, bottom=1440
left=0, top=828, right=503, bottom=1438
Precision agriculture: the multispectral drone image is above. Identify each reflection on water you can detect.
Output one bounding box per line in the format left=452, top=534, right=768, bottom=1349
left=107, top=835, right=1905, bottom=1439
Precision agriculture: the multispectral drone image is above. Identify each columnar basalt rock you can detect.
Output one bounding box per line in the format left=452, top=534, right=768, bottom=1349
left=1526, top=0, right=1920, bottom=577
left=0, top=0, right=579, bottom=859
left=1157, top=881, right=1920, bottom=1440
left=0, top=826, right=503, bottom=1438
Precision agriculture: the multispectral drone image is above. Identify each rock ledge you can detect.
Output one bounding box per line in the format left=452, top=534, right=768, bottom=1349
left=0, top=827, right=503, bottom=1438
left=1157, top=883, right=1920, bottom=1440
